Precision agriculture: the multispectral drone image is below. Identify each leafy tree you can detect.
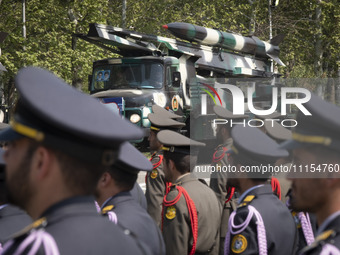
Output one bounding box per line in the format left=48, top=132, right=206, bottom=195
left=0, top=0, right=339, bottom=116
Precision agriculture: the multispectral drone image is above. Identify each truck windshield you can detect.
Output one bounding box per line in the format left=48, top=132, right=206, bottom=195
left=92, top=62, right=163, bottom=91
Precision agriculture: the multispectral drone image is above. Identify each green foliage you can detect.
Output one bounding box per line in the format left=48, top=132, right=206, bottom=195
left=0, top=0, right=339, bottom=108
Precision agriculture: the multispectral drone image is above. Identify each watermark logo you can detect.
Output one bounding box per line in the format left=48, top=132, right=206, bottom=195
left=200, top=83, right=311, bottom=116
left=199, top=83, right=223, bottom=115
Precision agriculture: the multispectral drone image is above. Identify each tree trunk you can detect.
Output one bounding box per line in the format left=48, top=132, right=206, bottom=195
left=314, top=0, right=323, bottom=77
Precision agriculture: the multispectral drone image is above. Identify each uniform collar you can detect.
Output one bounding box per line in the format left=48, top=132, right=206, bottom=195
left=41, top=196, right=96, bottom=218
left=102, top=192, right=134, bottom=210
left=174, top=173, right=192, bottom=184
left=317, top=210, right=340, bottom=236
left=0, top=204, right=8, bottom=211
left=238, top=184, right=272, bottom=204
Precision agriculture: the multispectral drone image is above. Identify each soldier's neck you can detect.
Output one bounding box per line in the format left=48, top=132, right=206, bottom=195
left=316, top=189, right=340, bottom=228
left=173, top=172, right=191, bottom=183
left=238, top=178, right=265, bottom=196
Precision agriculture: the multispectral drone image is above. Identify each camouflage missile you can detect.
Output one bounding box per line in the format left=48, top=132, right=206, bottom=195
left=163, top=22, right=285, bottom=66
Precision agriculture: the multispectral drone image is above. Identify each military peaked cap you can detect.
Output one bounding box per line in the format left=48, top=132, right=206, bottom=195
left=280, top=93, right=340, bottom=152
left=231, top=125, right=289, bottom=164
left=0, top=67, right=144, bottom=165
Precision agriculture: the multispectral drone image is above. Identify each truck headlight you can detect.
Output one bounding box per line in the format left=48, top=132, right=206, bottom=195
left=130, top=114, right=141, bottom=123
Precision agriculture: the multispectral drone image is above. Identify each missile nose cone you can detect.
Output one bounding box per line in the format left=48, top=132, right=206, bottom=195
left=162, top=25, right=168, bottom=30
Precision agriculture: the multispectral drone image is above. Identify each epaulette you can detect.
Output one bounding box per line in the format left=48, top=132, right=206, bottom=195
left=2, top=217, right=60, bottom=255
left=300, top=229, right=337, bottom=253
left=212, top=145, right=229, bottom=163
left=151, top=154, right=163, bottom=169
left=146, top=154, right=164, bottom=180
left=11, top=217, right=47, bottom=238
left=238, top=195, right=255, bottom=208
left=101, top=205, right=114, bottom=214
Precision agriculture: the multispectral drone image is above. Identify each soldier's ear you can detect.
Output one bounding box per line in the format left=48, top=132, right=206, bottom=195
left=32, top=145, right=54, bottom=181
left=100, top=172, right=112, bottom=186
left=168, top=159, right=176, bottom=171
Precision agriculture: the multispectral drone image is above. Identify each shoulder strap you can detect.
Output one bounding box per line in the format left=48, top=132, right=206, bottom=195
left=145, top=154, right=164, bottom=184
left=165, top=182, right=172, bottom=195
left=300, top=229, right=336, bottom=254
left=2, top=218, right=60, bottom=255
left=151, top=154, right=163, bottom=169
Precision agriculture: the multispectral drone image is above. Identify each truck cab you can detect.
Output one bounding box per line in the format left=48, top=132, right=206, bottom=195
left=90, top=56, right=183, bottom=142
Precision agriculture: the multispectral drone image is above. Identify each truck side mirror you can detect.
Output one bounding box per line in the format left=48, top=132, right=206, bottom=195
left=172, top=72, right=181, bottom=87
left=88, top=75, right=93, bottom=92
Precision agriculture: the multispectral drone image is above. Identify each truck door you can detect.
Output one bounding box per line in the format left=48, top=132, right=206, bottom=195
left=165, top=64, right=183, bottom=115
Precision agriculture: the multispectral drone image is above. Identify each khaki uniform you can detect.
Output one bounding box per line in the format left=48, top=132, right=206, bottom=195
left=145, top=152, right=167, bottom=226
left=210, top=138, right=237, bottom=255
left=163, top=174, right=221, bottom=255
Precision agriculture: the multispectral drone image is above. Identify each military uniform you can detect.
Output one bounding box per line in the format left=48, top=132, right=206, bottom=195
left=157, top=130, right=221, bottom=255
left=2, top=197, right=150, bottom=254
left=279, top=94, right=340, bottom=254
left=263, top=120, right=293, bottom=204
left=130, top=182, right=147, bottom=210
left=0, top=205, right=32, bottom=244
left=0, top=67, right=149, bottom=254
left=145, top=112, right=185, bottom=226
left=225, top=185, right=296, bottom=255
left=284, top=189, right=317, bottom=254
left=0, top=149, right=32, bottom=245
left=97, top=141, right=165, bottom=255
left=210, top=105, right=248, bottom=255
left=300, top=212, right=340, bottom=254
left=145, top=151, right=167, bottom=225
left=210, top=139, right=238, bottom=255
left=210, top=138, right=233, bottom=206
left=101, top=192, right=165, bottom=255
left=163, top=174, right=221, bottom=255
left=224, top=125, right=297, bottom=255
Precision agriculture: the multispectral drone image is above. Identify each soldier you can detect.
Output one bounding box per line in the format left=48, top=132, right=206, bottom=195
left=95, top=141, right=165, bottom=255
left=0, top=67, right=150, bottom=254
left=158, top=130, right=221, bottom=255
left=145, top=111, right=185, bottom=226
left=280, top=93, right=340, bottom=254
left=0, top=148, right=32, bottom=249
left=264, top=120, right=316, bottom=253
left=224, top=125, right=297, bottom=255
left=264, top=120, right=293, bottom=203
left=129, top=182, right=147, bottom=210
left=210, top=105, right=248, bottom=255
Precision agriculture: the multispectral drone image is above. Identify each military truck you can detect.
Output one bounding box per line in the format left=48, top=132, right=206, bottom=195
left=75, top=22, right=284, bottom=149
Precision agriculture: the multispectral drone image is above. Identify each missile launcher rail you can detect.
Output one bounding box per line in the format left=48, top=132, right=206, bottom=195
left=75, top=23, right=282, bottom=79
left=75, top=23, right=285, bottom=154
